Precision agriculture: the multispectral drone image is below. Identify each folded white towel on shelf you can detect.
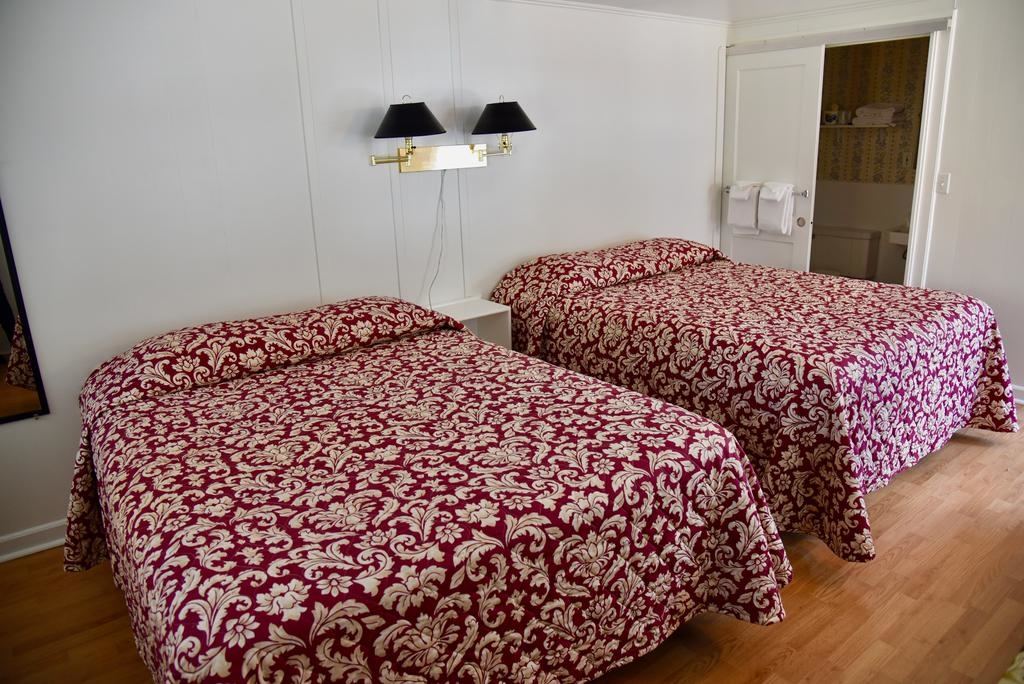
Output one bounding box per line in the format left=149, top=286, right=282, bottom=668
left=757, top=182, right=794, bottom=235
left=855, top=103, right=906, bottom=117
left=727, top=181, right=760, bottom=235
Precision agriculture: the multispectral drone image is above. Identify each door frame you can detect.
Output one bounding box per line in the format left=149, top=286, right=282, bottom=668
left=716, top=13, right=957, bottom=288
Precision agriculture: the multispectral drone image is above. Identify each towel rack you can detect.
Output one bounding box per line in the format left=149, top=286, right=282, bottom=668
left=724, top=185, right=809, bottom=198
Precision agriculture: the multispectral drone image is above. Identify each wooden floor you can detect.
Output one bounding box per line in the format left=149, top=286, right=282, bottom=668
left=1, top=428, right=1022, bottom=683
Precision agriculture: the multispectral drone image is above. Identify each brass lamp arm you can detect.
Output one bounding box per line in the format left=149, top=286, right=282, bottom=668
left=370, top=154, right=404, bottom=166
left=370, top=137, right=415, bottom=166
left=481, top=134, right=512, bottom=158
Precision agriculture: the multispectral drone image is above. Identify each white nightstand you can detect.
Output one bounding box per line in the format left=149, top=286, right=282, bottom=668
left=433, top=297, right=512, bottom=349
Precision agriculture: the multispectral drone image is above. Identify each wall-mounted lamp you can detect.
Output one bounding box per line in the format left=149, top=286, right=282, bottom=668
left=370, top=97, right=535, bottom=173
left=370, top=101, right=448, bottom=170
left=472, top=99, right=536, bottom=157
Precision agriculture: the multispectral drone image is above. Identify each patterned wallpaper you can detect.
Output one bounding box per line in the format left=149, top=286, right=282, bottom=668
left=817, top=37, right=929, bottom=184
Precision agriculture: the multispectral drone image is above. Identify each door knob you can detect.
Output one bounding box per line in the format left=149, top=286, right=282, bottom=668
left=796, top=217, right=807, bottom=227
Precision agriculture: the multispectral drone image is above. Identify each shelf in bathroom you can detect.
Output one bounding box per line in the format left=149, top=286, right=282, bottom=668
left=820, top=123, right=899, bottom=129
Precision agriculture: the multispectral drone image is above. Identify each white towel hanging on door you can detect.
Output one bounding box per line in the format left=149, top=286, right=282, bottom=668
left=727, top=181, right=760, bottom=235
left=757, top=182, right=794, bottom=235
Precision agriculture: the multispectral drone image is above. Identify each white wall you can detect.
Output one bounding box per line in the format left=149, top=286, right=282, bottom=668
left=0, top=0, right=727, bottom=556
left=0, top=0, right=322, bottom=558
left=814, top=181, right=913, bottom=284
left=925, top=0, right=1024, bottom=392
left=814, top=182, right=915, bottom=231
left=458, top=1, right=725, bottom=294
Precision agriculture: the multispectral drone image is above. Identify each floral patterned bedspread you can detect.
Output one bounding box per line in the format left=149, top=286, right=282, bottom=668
left=64, top=296, right=791, bottom=683
left=492, top=239, right=1018, bottom=562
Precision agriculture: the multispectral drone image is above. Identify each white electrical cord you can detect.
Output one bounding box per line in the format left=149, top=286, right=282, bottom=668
left=424, top=170, right=448, bottom=309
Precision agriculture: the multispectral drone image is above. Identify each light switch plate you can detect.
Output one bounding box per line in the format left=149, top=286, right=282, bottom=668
left=937, top=172, right=951, bottom=195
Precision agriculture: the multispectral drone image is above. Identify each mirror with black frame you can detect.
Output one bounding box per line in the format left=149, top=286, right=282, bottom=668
left=0, top=195, right=48, bottom=423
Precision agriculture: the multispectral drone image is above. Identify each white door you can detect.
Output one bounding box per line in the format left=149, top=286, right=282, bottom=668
left=720, top=46, right=824, bottom=271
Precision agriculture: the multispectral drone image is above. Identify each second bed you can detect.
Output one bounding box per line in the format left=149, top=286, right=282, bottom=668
left=492, top=238, right=1018, bottom=561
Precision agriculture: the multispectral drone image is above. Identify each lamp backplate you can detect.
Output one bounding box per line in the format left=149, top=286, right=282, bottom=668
left=398, top=143, right=488, bottom=173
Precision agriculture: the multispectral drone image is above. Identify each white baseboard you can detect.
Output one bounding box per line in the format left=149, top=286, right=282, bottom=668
left=0, top=519, right=66, bottom=564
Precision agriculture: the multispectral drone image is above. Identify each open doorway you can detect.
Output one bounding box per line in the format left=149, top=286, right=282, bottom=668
left=810, top=37, right=930, bottom=284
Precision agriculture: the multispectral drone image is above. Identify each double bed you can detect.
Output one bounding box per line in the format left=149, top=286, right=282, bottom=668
left=492, top=238, right=1018, bottom=562
left=65, top=296, right=791, bottom=682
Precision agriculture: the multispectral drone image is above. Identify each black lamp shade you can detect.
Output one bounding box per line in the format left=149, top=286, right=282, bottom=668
left=373, top=102, right=446, bottom=139
left=471, top=101, right=536, bottom=135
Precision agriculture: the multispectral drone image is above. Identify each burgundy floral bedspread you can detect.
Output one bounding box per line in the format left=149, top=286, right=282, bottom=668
left=492, top=239, right=1018, bottom=562
left=65, top=296, right=791, bottom=683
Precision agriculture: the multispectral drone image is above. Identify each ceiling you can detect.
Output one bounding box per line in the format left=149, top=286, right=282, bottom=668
left=579, top=0, right=872, bottom=23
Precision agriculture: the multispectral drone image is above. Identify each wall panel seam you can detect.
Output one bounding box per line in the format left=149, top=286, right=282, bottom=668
left=288, top=0, right=325, bottom=304
left=448, top=0, right=468, bottom=299
left=377, top=0, right=405, bottom=298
